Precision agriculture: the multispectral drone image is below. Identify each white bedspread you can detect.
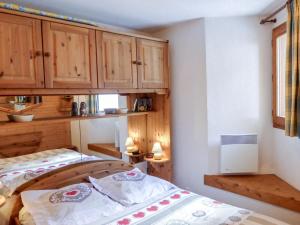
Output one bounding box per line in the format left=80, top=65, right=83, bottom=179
left=0, top=148, right=99, bottom=196
left=19, top=188, right=290, bottom=225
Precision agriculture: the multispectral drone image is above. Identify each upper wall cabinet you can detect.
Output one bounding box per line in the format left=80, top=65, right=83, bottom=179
left=137, top=39, right=169, bottom=89
left=43, top=22, right=97, bottom=88
left=0, top=13, right=44, bottom=88
left=97, top=32, right=137, bottom=88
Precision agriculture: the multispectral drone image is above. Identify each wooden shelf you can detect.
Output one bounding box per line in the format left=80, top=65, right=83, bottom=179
left=0, top=111, right=153, bottom=126
left=204, top=174, right=300, bottom=213
left=88, top=143, right=122, bottom=159
left=144, top=157, right=170, bottom=163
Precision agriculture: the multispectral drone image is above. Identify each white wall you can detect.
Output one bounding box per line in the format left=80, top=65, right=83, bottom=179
left=271, top=10, right=300, bottom=191
left=155, top=19, right=209, bottom=192
left=154, top=17, right=300, bottom=224
left=205, top=17, right=274, bottom=174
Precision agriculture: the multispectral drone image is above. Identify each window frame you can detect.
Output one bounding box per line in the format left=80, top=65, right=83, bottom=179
left=272, top=22, right=286, bottom=130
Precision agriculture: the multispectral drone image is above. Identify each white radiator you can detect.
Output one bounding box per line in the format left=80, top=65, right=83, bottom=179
left=220, top=134, right=258, bottom=174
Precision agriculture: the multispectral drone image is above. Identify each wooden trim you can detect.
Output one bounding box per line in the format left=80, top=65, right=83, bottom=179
left=10, top=160, right=134, bottom=225
left=204, top=174, right=300, bottom=213
left=88, top=143, right=122, bottom=159
left=96, top=31, right=105, bottom=88
left=0, top=8, right=167, bottom=43
left=0, top=88, right=168, bottom=96
left=272, top=22, right=286, bottom=130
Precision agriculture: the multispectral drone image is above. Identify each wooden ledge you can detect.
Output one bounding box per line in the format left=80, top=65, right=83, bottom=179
left=204, top=174, right=300, bottom=213
left=88, top=143, right=122, bottom=159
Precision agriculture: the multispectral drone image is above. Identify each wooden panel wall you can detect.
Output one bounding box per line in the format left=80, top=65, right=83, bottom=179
left=127, top=93, right=172, bottom=181
left=0, top=120, right=71, bottom=152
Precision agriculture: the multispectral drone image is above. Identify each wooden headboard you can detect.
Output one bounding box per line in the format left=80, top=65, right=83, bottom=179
left=0, top=120, right=72, bottom=158
left=10, top=160, right=133, bottom=225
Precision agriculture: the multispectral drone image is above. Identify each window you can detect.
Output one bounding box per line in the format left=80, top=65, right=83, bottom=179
left=272, top=23, right=286, bottom=129
left=98, top=94, right=119, bottom=111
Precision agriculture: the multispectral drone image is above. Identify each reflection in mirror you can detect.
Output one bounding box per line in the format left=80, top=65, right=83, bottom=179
left=0, top=96, right=42, bottom=114
left=70, top=94, right=129, bottom=162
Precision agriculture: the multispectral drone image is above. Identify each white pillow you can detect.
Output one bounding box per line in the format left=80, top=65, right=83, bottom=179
left=21, top=183, right=124, bottom=225
left=89, top=168, right=175, bottom=206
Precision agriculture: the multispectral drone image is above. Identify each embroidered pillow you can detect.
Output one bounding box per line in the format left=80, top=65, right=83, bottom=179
left=21, top=183, right=124, bottom=225
left=89, top=168, right=175, bottom=206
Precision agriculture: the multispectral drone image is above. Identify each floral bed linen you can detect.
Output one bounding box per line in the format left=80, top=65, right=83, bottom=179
left=0, top=148, right=99, bottom=196
left=99, top=188, right=290, bottom=225
left=19, top=188, right=290, bottom=225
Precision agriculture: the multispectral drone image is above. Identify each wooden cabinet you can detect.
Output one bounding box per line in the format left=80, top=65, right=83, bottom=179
left=97, top=32, right=137, bottom=88
left=137, top=39, right=169, bottom=89
left=0, top=13, right=44, bottom=88
left=43, top=22, right=97, bottom=88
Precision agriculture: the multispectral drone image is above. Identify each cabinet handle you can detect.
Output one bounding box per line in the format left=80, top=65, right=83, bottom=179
left=44, top=52, right=50, bottom=57
left=137, top=61, right=142, bottom=65
left=77, top=74, right=81, bottom=77
left=0, top=71, right=3, bottom=77
left=132, top=61, right=137, bottom=64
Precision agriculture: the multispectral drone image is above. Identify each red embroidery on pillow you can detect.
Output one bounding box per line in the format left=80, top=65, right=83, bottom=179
left=171, top=194, right=181, bottom=199
left=49, top=185, right=92, bottom=204
left=147, top=206, right=158, bottom=211
left=133, top=212, right=145, bottom=218
left=117, top=218, right=130, bottom=225
left=181, top=191, right=190, bottom=194
left=159, top=200, right=170, bottom=205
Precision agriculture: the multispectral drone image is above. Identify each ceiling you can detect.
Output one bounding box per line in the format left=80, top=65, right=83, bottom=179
left=2, top=0, right=286, bottom=31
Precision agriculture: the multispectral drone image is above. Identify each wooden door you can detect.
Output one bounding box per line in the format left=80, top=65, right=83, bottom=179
left=137, top=39, right=169, bottom=89
left=43, top=21, right=97, bottom=88
left=0, top=13, right=44, bottom=88
left=97, top=32, right=137, bottom=88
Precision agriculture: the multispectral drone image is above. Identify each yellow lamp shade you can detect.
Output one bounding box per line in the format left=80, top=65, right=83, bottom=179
left=152, top=142, right=163, bottom=160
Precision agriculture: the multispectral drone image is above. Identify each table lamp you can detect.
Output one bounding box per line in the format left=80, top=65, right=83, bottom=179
left=152, top=142, right=163, bottom=160
left=125, top=137, right=138, bottom=153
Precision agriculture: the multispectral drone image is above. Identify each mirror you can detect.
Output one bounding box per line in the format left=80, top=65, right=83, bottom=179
left=70, top=94, right=129, bottom=160
left=0, top=96, right=42, bottom=114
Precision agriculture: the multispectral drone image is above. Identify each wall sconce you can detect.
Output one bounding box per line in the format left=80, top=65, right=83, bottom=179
left=125, top=137, right=139, bottom=153
left=152, top=142, right=163, bottom=160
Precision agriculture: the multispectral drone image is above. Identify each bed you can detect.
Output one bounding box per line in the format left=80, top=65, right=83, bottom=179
left=8, top=160, right=290, bottom=225
left=0, top=132, right=102, bottom=225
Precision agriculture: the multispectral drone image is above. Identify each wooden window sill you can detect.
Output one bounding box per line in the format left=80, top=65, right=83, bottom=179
left=88, top=143, right=122, bottom=159
left=204, top=174, right=300, bottom=213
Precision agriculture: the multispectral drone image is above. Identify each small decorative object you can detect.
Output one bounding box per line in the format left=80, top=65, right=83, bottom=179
left=133, top=98, right=152, bottom=112
left=71, top=102, right=78, bottom=116
left=104, top=108, right=117, bottom=114
left=125, top=137, right=139, bottom=153
left=9, top=114, right=34, bottom=122
left=152, top=142, right=163, bottom=160
left=145, top=152, right=154, bottom=159
left=79, top=102, right=88, bottom=117
left=117, top=108, right=128, bottom=114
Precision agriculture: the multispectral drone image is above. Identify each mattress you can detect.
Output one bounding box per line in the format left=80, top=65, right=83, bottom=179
left=19, top=188, right=290, bottom=225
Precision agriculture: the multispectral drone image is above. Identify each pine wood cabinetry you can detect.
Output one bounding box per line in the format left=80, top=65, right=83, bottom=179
left=0, top=13, right=44, bottom=88
left=0, top=9, right=169, bottom=92
left=97, top=33, right=169, bottom=89
left=137, top=39, right=169, bottom=89
left=43, top=22, right=97, bottom=88
left=97, top=32, right=137, bottom=88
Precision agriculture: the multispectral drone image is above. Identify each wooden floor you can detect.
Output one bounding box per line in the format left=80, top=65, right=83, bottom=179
left=204, top=174, right=300, bottom=213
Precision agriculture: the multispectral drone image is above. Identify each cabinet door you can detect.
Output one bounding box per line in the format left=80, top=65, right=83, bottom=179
left=137, top=39, right=169, bottom=89
left=97, top=32, right=137, bottom=88
left=43, top=21, right=97, bottom=88
left=0, top=13, right=44, bottom=88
